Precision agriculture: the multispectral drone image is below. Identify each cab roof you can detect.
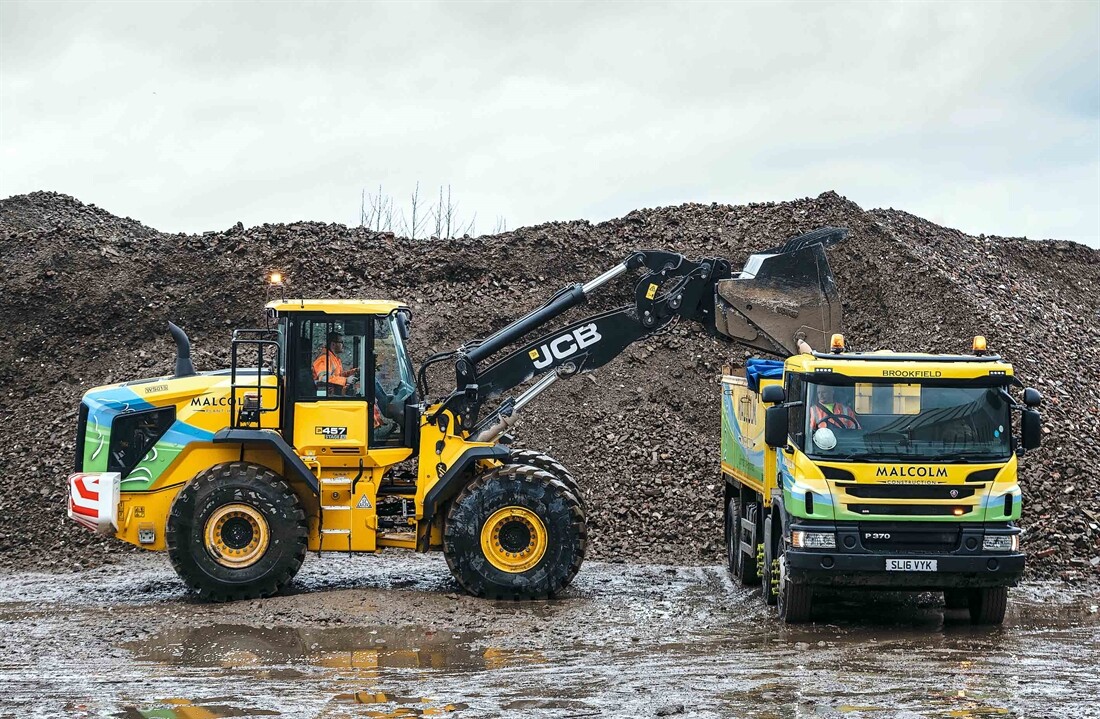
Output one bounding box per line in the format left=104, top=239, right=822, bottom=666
left=785, top=350, right=1014, bottom=380
left=265, top=299, right=408, bottom=315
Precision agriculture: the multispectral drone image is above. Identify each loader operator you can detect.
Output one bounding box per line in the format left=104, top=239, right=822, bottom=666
left=313, top=332, right=359, bottom=397
left=810, top=385, right=861, bottom=430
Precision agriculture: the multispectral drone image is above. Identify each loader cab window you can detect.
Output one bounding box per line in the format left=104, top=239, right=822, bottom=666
left=296, top=317, right=367, bottom=399
left=372, top=315, right=416, bottom=446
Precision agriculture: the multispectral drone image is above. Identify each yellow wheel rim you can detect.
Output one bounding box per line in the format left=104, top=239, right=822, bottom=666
left=204, top=503, right=270, bottom=569
left=480, top=506, right=548, bottom=573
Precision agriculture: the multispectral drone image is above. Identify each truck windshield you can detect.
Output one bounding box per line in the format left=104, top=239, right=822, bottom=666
left=803, top=380, right=1011, bottom=462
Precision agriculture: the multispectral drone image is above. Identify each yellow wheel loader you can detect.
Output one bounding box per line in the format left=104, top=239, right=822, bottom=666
left=67, top=229, right=846, bottom=600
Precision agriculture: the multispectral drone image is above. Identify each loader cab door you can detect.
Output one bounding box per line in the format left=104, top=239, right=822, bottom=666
left=283, top=313, right=416, bottom=455
left=285, top=315, right=371, bottom=456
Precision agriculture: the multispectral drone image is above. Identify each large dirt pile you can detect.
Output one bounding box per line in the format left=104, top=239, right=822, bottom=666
left=1, top=190, right=1097, bottom=580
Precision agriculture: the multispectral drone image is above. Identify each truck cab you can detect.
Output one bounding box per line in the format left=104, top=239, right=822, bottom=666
left=722, top=335, right=1042, bottom=624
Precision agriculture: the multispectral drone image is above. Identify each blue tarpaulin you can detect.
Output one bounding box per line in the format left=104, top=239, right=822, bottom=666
left=745, top=358, right=784, bottom=392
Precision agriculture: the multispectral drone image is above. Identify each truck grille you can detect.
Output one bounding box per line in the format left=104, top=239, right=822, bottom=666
left=858, top=523, right=961, bottom=553
left=837, top=483, right=976, bottom=500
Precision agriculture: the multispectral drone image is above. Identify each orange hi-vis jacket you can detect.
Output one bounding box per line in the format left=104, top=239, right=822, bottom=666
left=312, top=349, right=350, bottom=387
left=809, top=401, right=860, bottom=429
left=311, top=349, right=383, bottom=425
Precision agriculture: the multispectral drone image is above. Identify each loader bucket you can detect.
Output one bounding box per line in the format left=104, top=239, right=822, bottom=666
left=715, top=227, right=846, bottom=356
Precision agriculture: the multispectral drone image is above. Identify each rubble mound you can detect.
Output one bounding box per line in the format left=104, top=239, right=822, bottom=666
left=1, top=191, right=1096, bottom=580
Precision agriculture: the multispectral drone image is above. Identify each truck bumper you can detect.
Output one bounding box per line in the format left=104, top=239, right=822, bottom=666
left=784, top=521, right=1025, bottom=590
left=786, top=550, right=1025, bottom=589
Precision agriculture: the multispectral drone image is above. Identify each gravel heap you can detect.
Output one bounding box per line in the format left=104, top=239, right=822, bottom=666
left=1, top=190, right=1096, bottom=580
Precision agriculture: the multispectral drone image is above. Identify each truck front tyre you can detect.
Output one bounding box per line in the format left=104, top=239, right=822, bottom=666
left=166, top=462, right=307, bottom=602
left=444, top=464, right=587, bottom=599
left=776, top=555, right=813, bottom=623
left=968, top=587, right=1008, bottom=625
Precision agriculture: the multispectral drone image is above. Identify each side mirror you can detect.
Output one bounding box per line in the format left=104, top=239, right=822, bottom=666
left=765, top=406, right=789, bottom=448
left=1023, top=387, right=1042, bottom=407
left=1021, top=409, right=1041, bottom=451
left=396, top=310, right=412, bottom=341
left=761, top=384, right=786, bottom=404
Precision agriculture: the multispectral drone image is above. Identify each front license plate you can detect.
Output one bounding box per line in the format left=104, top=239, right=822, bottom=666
left=886, top=559, right=938, bottom=572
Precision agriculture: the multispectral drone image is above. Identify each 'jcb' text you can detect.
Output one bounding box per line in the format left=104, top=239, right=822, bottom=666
left=530, top=324, right=602, bottom=369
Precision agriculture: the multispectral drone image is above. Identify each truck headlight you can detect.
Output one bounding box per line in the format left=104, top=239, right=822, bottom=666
left=982, top=534, right=1019, bottom=552
left=791, top=530, right=836, bottom=549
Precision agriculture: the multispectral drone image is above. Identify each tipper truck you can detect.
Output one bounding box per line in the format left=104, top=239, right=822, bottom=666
left=721, top=335, right=1042, bottom=624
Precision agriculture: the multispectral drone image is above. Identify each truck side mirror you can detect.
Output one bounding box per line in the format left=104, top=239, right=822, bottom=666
left=1023, top=387, right=1042, bottom=407
left=761, top=384, right=785, bottom=404
left=1021, top=409, right=1041, bottom=451
left=765, top=406, right=789, bottom=448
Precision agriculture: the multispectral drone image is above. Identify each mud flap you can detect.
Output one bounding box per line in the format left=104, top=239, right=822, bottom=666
left=715, top=228, right=846, bottom=356
left=67, top=472, right=121, bottom=535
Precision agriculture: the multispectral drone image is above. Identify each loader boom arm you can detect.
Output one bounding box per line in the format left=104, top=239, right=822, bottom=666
left=422, top=228, right=847, bottom=436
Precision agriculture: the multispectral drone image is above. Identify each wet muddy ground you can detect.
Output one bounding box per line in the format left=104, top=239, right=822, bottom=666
left=0, top=554, right=1097, bottom=719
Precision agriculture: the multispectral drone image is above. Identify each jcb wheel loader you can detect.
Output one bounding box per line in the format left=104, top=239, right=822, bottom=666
left=67, top=229, right=845, bottom=600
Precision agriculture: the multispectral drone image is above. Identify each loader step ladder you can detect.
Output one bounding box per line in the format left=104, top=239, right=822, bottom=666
left=229, top=328, right=283, bottom=430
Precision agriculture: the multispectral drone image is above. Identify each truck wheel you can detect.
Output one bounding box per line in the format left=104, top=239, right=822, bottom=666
left=444, top=464, right=586, bottom=599
left=968, top=587, right=1008, bottom=625
left=724, top=497, right=739, bottom=576
left=509, top=449, right=585, bottom=509
left=777, top=555, right=813, bottom=623
left=761, top=515, right=778, bottom=606
left=166, top=462, right=307, bottom=602
left=944, top=589, right=968, bottom=610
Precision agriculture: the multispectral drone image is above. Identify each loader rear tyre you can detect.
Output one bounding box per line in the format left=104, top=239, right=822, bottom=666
left=508, top=449, right=585, bottom=509
left=166, top=462, right=307, bottom=602
left=444, top=464, right=587, bottom=599
left=943, top=589, right=969, bottom=610
left=761, top=516, right=778, bottom=606
left=968, top=587, right=1008, bottom=625
left=777, top=555, right=813, bottom=623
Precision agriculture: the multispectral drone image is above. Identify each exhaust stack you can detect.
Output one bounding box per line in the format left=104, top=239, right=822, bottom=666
left=714, top=227, right=847, bottom=356
left=168, top=321, right=197, bottom=378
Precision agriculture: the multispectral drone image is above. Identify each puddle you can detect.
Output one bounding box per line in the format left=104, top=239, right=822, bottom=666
left=114, top=698, right=280, bottom=718
left=331, top=691, right=469, bottom=718
left=125, top=624, right=545, bottom=674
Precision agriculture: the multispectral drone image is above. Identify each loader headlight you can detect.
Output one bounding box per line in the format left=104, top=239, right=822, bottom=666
left=982, top=534, right=1019, bottom=552
left=791, top=530, right=836, bottom=549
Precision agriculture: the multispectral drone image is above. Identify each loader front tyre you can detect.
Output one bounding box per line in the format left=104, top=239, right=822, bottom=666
left=444, top=464, right=586, bottom=599
left=508, top=449, right=585, bottom=509
left=166, top=462, right=307, bottom=602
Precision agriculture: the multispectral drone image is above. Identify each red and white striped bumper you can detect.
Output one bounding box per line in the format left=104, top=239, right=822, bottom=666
left=67, top=472, right=121, bottom=535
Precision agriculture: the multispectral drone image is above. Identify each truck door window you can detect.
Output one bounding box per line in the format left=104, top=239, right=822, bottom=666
left=786, top=374, right=805, bottom=449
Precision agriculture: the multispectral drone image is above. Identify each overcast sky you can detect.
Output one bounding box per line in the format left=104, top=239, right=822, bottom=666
left=2, top=1, right=1098, bottom=246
